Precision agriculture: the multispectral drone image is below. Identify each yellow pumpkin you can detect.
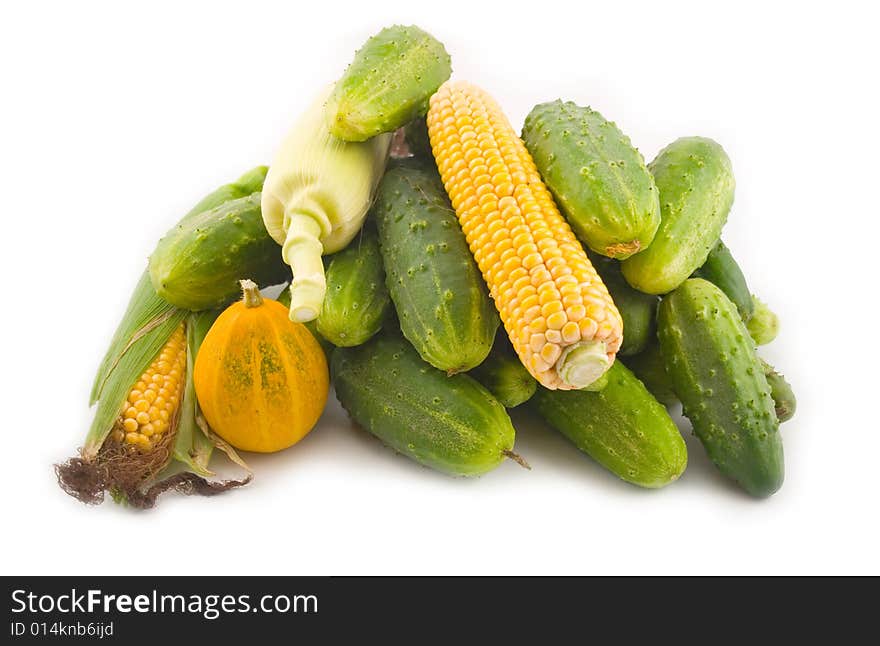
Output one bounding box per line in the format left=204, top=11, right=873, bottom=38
left=194, top=280, right=329, bottom=453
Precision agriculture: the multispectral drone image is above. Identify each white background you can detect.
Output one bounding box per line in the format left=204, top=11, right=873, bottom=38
left=2, top=0, right=878, bottom=575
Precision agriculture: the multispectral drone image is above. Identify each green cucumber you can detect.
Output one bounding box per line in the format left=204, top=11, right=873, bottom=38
left=747, top=295, right=779, bottom=345
left=622, top=137, right=735, bottom=294
left=762, top=360, right=796, bottom=423
left=590, top=254, right=658, bottom=356
left=623, top=343, right=795, bottom=423
left=693, top=240, right=753, bottom=321
left=326, top=25, right=452, bottom=142
left=150, top=193, right=288, bottom=311
left=469, top=334, right=537, bottom=408
left=315, top=226, right=390, bottom=347
left=621, top=342, right=678, bottom=407
left=658, top=278, right=783, bottom=497
left=531, top=361, right=687, bottom=488
left=522, top=100, right=660, bottom=259
left=374, top=159, right=498, bottom=373
left=622, top=343, right=795, bottom=422
left=332, top=332, right=519, bottom=476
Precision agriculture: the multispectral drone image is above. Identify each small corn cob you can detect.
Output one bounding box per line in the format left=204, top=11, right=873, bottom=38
left=427, top=81, right=623, bottom=389
left=111, top=324, right=186, bottom=451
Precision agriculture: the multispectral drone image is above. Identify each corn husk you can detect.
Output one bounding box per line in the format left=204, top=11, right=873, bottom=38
left=261, top=85, right=391, bottom=322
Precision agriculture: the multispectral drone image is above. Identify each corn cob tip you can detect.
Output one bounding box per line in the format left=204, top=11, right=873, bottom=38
left=557, top=341, right=610, bottom=389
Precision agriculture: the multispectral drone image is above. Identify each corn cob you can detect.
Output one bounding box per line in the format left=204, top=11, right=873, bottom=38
left=426, top=81, right=623, bottom=389
left=262, top=85, right=391, bottom=323
left=111, top=324, right=186, bottom=451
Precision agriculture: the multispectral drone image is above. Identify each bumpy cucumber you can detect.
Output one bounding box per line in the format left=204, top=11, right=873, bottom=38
left=622, top=137, right=735, bottom=294
left=150, top=193, right=288, bottom=311
left=522, top=100, right=660, bottom=259
left=762, top=360, right=796, bottom=423
left=747, top=295, right=779, bottom=345
left=531, top=361, right=687, bottom=488
left=693, top=240, right=753, bottom=321
left=621, top=342, right=678, bottom=407
left=326, top=25, right=452, bottom=142
left=332, top=333, right=518, bottom=476
left=374, top=159, right=498, bottom=373
left=315, top=226, right=390, bottom=347
left=469, top=334, right=537, bottom=408
left=658, top=278, right=783, bottom=497
left=590, top=254, right=658, bottom=356
left=623, top=343, right=795, bottom=423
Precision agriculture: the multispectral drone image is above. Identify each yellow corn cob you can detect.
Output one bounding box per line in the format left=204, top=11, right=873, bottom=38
left=111, top=324, right=186, bottom=450
left=427, top=81, right=623, bottom=390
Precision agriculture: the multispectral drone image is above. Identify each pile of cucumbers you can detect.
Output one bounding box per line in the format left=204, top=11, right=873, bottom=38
left=327, top=134, right=794, bottom=498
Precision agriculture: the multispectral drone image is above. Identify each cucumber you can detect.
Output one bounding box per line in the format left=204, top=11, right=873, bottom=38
left=762, top=360, right=796, bottom=423
left=590, top=254, right=658, bottom=356
left=622, top=137, right=735, bottom=294
left=374, top=159, right=498, bottom=373
left=522, top=100, right=660, bottom=259
left=658, top=278, right=783, bottom=497
left=747, top=295, right=779, bottom=345
left=469, top=334, right=537, bottom=408
left=326, top=25, right=452, bottom=142
left=332, top=332, right=519, bottom=476
left=531, top=361, right=687, bottom=488
left=150, top=193, right=288, bottom=311
left=315, top=225, right=390, bottom=347
left=693, top=240, right=754, bottom=321
left=622, top=343, right=796, bottom=420
left=621, top=342, right=678, bottom=407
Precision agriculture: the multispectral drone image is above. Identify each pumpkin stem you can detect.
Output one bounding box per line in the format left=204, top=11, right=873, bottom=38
left=239, top=279, right=263, bottom=308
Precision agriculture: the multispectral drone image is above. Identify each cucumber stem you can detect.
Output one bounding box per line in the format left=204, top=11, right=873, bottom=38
left=503, top=449, right=531, bottom=470
left=282, top=212, right=327, bottom=323
left=239, top=279, right=263, bottom=308
left=556, top=340, right=610, bottom=389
